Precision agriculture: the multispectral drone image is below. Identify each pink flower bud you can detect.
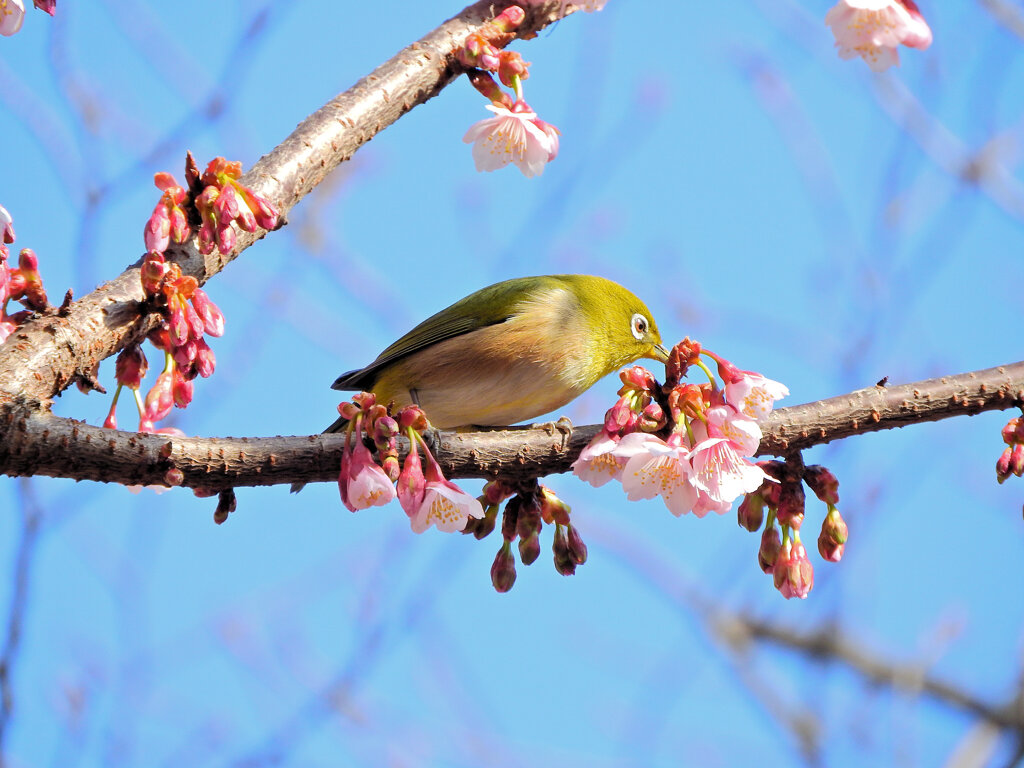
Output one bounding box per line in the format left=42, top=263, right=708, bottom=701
left=145, top=204, right=171, bottom=253
left=168, top=304, right=189, bottom=345
left=481, top=479, right=516, bottom=507
left=172, top=368, right=194, bottom=408
left=619, top=365, right=656, bottom=393
left=518, top=532, right=541, bottom=565
left=539, top=485, right=571, bottom=526
left=190, top=290, right=226, bottom=337
left=144, top=371, right=174, bottom=422
left=213, top=184, right=240, bottom=225
left=337, top=401, right=360, bottom=421
left=492, top=5, right=525, bottom=33
left=114, top=344, right=148, bottom=389
left=817, top=508, right=848, bottom=563
left=172, top=338, right=197, bottom=368
left=193, top=338, right=216, bottom=378
left=737, top=492, right=764, bottom=532
left=197, top=223, right=216, bottom=255
left=997, top=446, right=1013, bottom=483
left=639, top=401, right=666, bottom=432
left=183, top=300, right=205, bottom=340
left=773, top=540, right=814, bottom=600
left=758, top=524, right=781, bottom=574
left=497, top=50, right=529, bottom=87
left=605, top=395, right=637, bottom=435
left=169, top=205, right=189, bottom=244
left=215, top=223, right=236, bottom=253
left=33, top=0, right=55, bottom=15
left=490, top=543, right=517, bottom=593
left=235, top=185, right=280, bottom=231
left=16, top=249, right=46, bottom=310
left=1013, top=444, right=1024, bottom=477
left=140, top=252, right=167, bottom=295
left=804, top=465, right=840, bottom=506
left=352, top=391, right=377, bottom=410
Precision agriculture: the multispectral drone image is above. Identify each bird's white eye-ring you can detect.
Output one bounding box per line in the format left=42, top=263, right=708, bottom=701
left=631, top=313, right=649, bottom=341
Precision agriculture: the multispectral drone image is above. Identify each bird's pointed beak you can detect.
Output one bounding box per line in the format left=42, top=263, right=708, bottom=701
left=652, top=343, right=670, bottom=363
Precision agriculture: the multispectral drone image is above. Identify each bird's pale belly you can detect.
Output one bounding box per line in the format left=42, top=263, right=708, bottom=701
left=369, top=334, right=592, bottom=428
left=374, top=362, right=585, bottom=428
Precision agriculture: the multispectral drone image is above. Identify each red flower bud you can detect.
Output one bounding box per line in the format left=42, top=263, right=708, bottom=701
left=566, top=523, right=588, bottom=565
left=114, top=344, right=148, bottom=389
left=552, top=524, right=576, bottom=575
left=490, top=543, right=517, bottom=593
left=804, top=464, right=840, bottom=506
left=758, top=524, right=781, bottom=574
left=518, top=532, right=541, bottom=566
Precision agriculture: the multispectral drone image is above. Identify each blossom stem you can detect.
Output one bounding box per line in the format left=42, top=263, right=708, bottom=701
left=694, top=358, right=717, bottom=386
left=510, top=74, right=523, bottom=103
left=132, top=386, right=146, bottom=419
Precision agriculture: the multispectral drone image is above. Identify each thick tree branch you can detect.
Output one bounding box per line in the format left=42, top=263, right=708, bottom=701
left=1, top=362, right=1020, bottom=490
left=0, top=0, right=563, bottom=406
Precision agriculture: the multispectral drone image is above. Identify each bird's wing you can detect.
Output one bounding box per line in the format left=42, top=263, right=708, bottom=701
left=331, top=277, right=558, bottom=391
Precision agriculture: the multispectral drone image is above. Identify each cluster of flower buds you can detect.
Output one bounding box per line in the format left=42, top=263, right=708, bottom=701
left=825, top=0, right=932, bottom=72
left=0, top=0, right=55, bottom=38
left=143, top=153, right=280, bottom=259
left=740, top=461, right=848, bottom=599
left=473, top=480, right=584, bottom=592
left=574, top=338, right=789, bottom=520
left=106, top=153, right=269, bottom=436
left=190, top=157, right=280, bottom=256
left=458, top=6, right=560, bottom=177
left=0, top=205, right=50, bottom=343
left=336, top=394, right=485, bottom=535
left=996, top=413, right=1024, bottom=484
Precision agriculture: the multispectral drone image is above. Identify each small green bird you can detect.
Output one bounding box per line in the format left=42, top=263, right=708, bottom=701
left=327, top=274, right=668, bottom=430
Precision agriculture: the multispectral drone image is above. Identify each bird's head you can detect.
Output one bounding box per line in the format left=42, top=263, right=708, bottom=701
left=564, top=275, right=669, bottom=379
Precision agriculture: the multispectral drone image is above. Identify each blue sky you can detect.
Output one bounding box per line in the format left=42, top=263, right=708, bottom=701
left=1, top=1, right=1023, bottom=766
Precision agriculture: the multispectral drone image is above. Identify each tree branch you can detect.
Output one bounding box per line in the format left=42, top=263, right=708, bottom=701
left=1, top=361, right=1020, bottom=490
left=0, top=0, right=563, bottom=406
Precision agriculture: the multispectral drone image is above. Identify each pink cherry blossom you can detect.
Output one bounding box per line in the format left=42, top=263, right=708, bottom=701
left=724, top=372, right=789, bottom=419
left=406, top=453, right=483, bottom=533
left=698, top=405, right=763, bottom=456
left=825, top=0, right=932, bottom=72
left=573, top=430, right=653, bottom=488
left=346, top=437, right=397, bottom=511
left=619, top=433, right=699, bottom=517
left=462, top=101, right=557, bottom=178
left=689, top=437, right=767, bottom=507
left=0, top=0, right=25, bottom=36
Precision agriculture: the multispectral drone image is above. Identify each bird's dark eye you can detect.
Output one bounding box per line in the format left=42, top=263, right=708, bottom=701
left=630, top=313, right=648, bottom=341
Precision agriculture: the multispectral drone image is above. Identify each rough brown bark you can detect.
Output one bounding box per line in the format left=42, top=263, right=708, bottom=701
left=1, top=362, right=1020, bottom=491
